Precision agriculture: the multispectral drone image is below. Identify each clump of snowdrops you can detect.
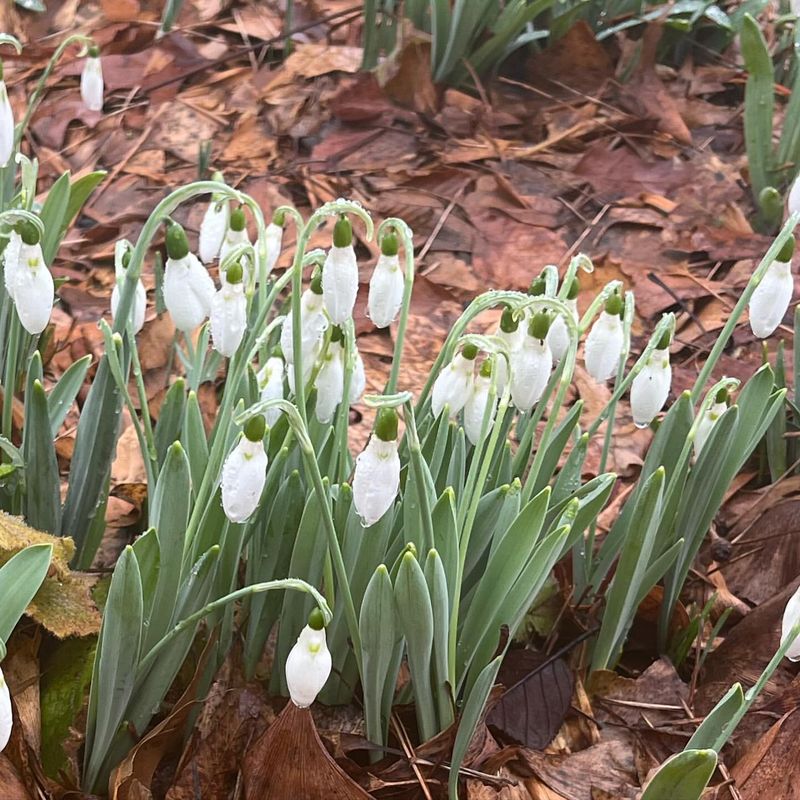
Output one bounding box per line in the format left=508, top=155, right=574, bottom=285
left=1, top=36, right=800, bottom=799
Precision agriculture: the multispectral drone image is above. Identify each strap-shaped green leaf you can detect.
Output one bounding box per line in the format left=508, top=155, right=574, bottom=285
left=425, top=549, right=453, bottom=730
left=24, top=379, right=61, bottom=533
left=39, top=172, right=71, bottom=264
left=687, top=683, right=744, bottom=751
left=181, top=389, right=209, bottom=498
left=640, top=749, right=717, bottom=800
left=47, top=354, right=92, bottom=437
left=0, top=542, right=52, bottom=643
left=63, top=171, right=105, bottom=231
left=154, top=378, right=186, bottom=467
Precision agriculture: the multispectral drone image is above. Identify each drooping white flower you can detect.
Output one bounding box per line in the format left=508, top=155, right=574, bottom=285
left=749, top=248, right=793, bottom=338
left=0, top=74, right=14, bottom=168
left=694, top=392, right=729, bottom=458
left=219, top=207, right=252, bottom=286
left=280, top=277, right=328, bottom=374
left=264, top=214, right=284, bottom=277
left=494, top=306, right=522, bottom=395
left=199, top=198, right=229, bottom=264
left=464, top=361, right=496, bottom=445
left=111, top=240, right=146, bottom=334
left=80, top=48, right=104, bottom=112
left=163, top=222, right=215, bottom=332
left=0, top=667, right=11, bottom=753
left=315, top=335, right=345, bottom=424
left=349, top=345, right=366, bottom=404
left=221, top=416, right=268, bottom=523
left=352, top=408, right=401, bottom=527
left=210, top=262, right=247, bottom=357
left=367, top=233, right=404, bottom=328
left=585, top=294, right=625, bottom=382
left=322, top=217, right=358, bottom=325
left=548, top=283, right=579, bottom=363
left=285, top=610, right=332, bottom=708
left=431, top=346, right=477, bottom=418
left=781, top=584, right=800, bottom=661
left=8, top=225, right=53, bottom=335
left=511, top=312, right=553, bottom=412
left=630, top=346, right=671, bottom=428
left=257, top=355, right=285, bottom=427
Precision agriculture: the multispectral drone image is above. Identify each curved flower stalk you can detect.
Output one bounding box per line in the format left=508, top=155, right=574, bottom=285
left=6, top=220, right=54, bottom=334
left=558, top=253, right=594, bottom=300
left=431, top=343, right=478, bottom=417
left=111, top=240, right=146, bottom=334
left=198, top=173, right=229, bottom=264
left=322, top=216, right=359, bottom=325
left=219, top=206, right=252, bottom=285
left=80, top=45, right=103, bottom=112
left=163, top=221, right=216, bottom=333
left=694, top=386, right=730, bottom=457
left=221, top=415, right=268, bottom=523
left=0, top=666, right=10, bottom=753
left=511, top=311, right=554, bottom=412
left=210, top=261, right=247, bottom=357
left=630, top=328, right=672, bottom=428
left=584, top=290, right=625, bottom=382
left=367, top=230, right=404, bottom=328
left=0, top=64, right=14, bottom=168
left=465, top=359, right=497, bottom=445
left=749, top=234, right=794, bottom=338
left=257, top=353, right=285, bottom=427
left=286, top=608, right=332, bottom=707
left=352, top=407, right=401, bottom=526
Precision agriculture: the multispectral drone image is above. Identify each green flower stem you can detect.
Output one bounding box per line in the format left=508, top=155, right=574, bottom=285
left=237, top=196, right=269, bottom=311
left=558, top=254, right=594, bottom=299
left=541, top=264, right=559, bottom=295
left=237, top=398, right=363, bottom=679
left=127, top=328, right=158, bottom=477
left=691, top=212, right=799, bottom=404
left=402, top=401, right=436, bottom=554
left=380, top=217, right=415, bottom=394
left=333, top=318, right=356, bottom=482
left=578, top=280, right=624, bottom=334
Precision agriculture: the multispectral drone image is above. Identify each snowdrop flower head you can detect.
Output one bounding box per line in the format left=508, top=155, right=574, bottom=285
left=257, top=352, right=285, bottom=427
left=111, top=241, right=147, bottom=334
left=315, top=327, right=346, bottom=424
left=694, top=387, right=729, bottom=458
left=528, top=274, right=547, bottom=297
left=0, top=64, right=14, bottom=168
left=630, top=330, right=671, bottom=428
left=286, top=608, right=332, bottom=708
left=210, top=261, right=247, bottom=357
left=219, top=206, right=251, bottom=286
left=221, top=415, right=268, bottom=523
left=263, top=209, right=285, bottom=277
left=749, top=235, right=794, bottom=339
left=465, top=359, right=497, bottom=445
left=199, top=177, right=229, bottom=264
left=0, top=666, right=10, bottom=753
left=164, top=221, right=215, bottom=332
left=511, top=311, right=553, bottom=412
left=585, top=291, right=625, bottom=382
left=548, top=277, right=579, bottom=363
left=352, top=407, right=401, bottom=527
left=80, top=45, right=104, bottom=112
left=494, top=305, right=521, bottom=394
left=367, top=230, right=404, bottom=328
left=9, top=221, right=54, bottom=335
left=781, top=584, right=800, bottom=662
left=322, top=215, right=358, bottom=325
left=431, top=343, right=478, bottom=418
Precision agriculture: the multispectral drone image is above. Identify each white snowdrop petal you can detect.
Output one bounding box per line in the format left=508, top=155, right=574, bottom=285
left=199, top=200, right=229, bottom=264
left=585, top=311, right=624, bottom=382
left=280, top=289, right=328, bottom=367
left=749, top=259, right=793, bottom=338
left=694, top=401, right=727, bottom=458
left=258, top=356, right=285, bottom=427
left=0, top=82, right=14, bottom=168
left=264, top=222, right=283, bottom=276
left=3, top=230, right=22, bottom=301
left=367, top=253, right=404, bottom=328
left=630, top=349, right=671, bottom=428
left=349, top=349, right=366, bottom=404
left=164, top=253, right=215, bottom=332
left=219, top=229, right=252, bottom=286
left=782, top=584, right=800, bottom=661
left=547, top=299, right=577, bottom=363
left=80, top=56, right=104, bottom=112
left=494, top=326, right=521, bottom=395
left=12, top=243, right=53, bottom=334
left=352, top=436, right=401, bottom=526
left=789, top=175, right=800, bottom=217
left=464, top=375, right=495, bottom=445
left=285, top=625, right=332, bottom=707
left=315, top=343, right=345, bottom=423
left=0, top=668, right=10, bottom=753
left=322, top=244, right=358, bottom=325
left=221, top=437, right=268, bottom=523
left=111, top=279, right=147, bottom=334
left=510, top=336, right=552, bottom=412
left=210, top=283, right=247, bottom=357
left=431, top=354, right=473, bottom=417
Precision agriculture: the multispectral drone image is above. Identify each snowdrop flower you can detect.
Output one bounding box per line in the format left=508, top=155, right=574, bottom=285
left=585, top=292, right=625, bottom=382
left=219, top=206, right=252, bottom=286
left=111, top=240, right=146, bottom=334
left=349, top=344, right=366, bottom=404
left=0, top=666, right=10, bottom=753
left=315, top=328, right=346, bottom=424
left=465, top=359, right=496, bottom=445
left=790, top=175, right=800, bottom=217
left=694, top=388, right=729, bottom=458
left=322, top=216, right=358, bottom=325
left=163, top=221, right=215, bottom=332
left=264, top=210, right=285, bottom=277
left=511, top=312, right=553, bottom=412
left=221, top=415, right=268, bottom=523
left=7, top=222, right=54, bottom=335
left=352, top=408, right=401, bottom=526
left=257, top=353, right=285, bottom=427
left=286, top=608, right=332, bottom=708
left=0, top=64, right=14, bottom=168
left=199, top=181, right=229, bottom=264
left=781, top=584, right=800, bottom=661
left=281, top=268, right=328, bottom=388
left=367, top=231, right=404, bottom=328
left=210, top=261, right=247, bottom=357
left=630, top=332, right=671, bottom=428
left=431, top=343, right=478, bottom=418
left=494, top=306, right=521, bottom=395
left=548, top=278, right=579, bottom=363
left=80, top=46, right=103, bottom=112
left=3, top=229, right=21, bottom=298
left=749, top=236, right=794, bottom=338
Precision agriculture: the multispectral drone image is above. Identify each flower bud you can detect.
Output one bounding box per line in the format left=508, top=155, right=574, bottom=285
left=164, top=224, right=215, bottom=332
left=749, top=241, right=794, bottom=338
left=0, top=69, right=14, bottom=168
left=257, top=355, right=285, bottom=427
left=322, top=216, right=358, bottom=325
left=80, top=46, right=104, bottom=112
left=0, top=667, right=11, bottom=753
left=367, top=235, right=404, bottom=328
left=630, top=345, right=671, bottom=428
left=464, top=359, right=496, bottom=445
left=221, top=427, right=268, bottom=523
left=210, top=264, right=247, bottom=357
left=431, top=348, right=476, bottom=418
left=111, top=240, right=146, bottom=334
left=352, top=408, right=401, bottom=527
left=584, top=295, right=624, bottom=382
left=285, top=611, right=332, bottom=708
left=694, top=389, right=728, bottom=457
left=547, top=298, right=577, bottom=363
left=781, top=584, right=800, bottom=661
left=199, top=198, right=229, bottom=264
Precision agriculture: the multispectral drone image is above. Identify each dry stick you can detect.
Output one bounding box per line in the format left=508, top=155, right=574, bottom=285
left=558, top=202, right=610, bottom=266
left=418, top=180, right=471, bottom=269
left=389, top=714, right=434, bottom=800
